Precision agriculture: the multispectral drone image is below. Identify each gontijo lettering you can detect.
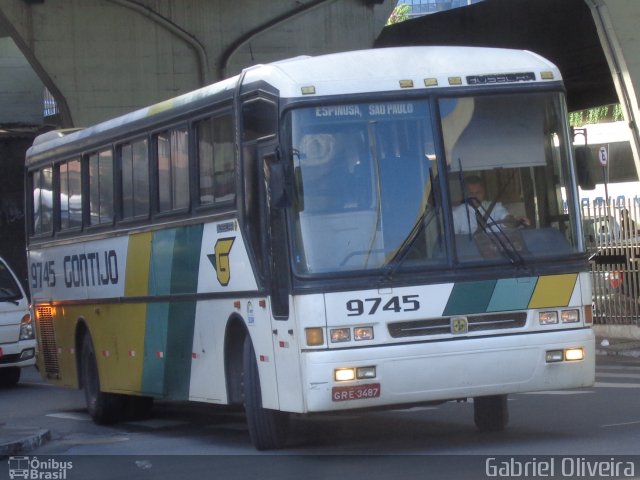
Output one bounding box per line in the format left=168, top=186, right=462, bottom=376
left=63, top=250, right=119, bottom=288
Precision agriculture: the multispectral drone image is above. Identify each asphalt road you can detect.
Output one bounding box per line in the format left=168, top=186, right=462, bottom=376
left=2, top=355, right=640, bottom=479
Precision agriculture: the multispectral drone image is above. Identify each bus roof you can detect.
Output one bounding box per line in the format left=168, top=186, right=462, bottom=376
left=27, top=46, right=561, bottom=165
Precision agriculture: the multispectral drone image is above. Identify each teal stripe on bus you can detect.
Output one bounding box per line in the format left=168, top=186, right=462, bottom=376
left=164, top=225, right=203, bottom=400
left=486, top=277, right=538, bottom=312
left=443, top=280, right=497, bottom=316
left=141, top=225, right=203, bottom=398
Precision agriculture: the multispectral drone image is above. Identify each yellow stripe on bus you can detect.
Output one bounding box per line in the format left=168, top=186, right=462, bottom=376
left=528, top=273, right=578, bottom=308
left=125, top=231, right=152, bottom=297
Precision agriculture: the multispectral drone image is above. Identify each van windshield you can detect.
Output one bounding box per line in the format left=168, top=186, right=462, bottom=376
left=0, top=260, right=23, bottom=301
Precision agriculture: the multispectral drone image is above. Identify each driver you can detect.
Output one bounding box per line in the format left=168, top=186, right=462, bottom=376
left=452, top=175, right=529, bottom=234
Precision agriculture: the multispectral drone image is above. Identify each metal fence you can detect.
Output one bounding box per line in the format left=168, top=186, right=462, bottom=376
left=582, top=199, right=640, bottom=325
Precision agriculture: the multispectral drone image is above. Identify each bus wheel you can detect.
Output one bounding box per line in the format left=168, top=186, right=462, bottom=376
left=0, top=367, right=21, bottom=387
left=80, top=334, right=124, bottom=425
left=242, top=336, right=289, bottom=450
left=473, top=394, right=509, bottom=432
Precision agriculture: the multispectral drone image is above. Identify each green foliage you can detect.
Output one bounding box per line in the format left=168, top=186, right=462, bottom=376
left=387, top=3, right=410, bottom=25
left=569, top=104, right=624, bottom=126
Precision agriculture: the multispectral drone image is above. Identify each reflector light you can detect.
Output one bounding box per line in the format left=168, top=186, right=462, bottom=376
left=301, top=86, right=316, bottom=95
left=424, top=78, right=438, bottom=87
left=540, top=71, right=554, bottom=80
left=448, top=76, right=462, bottom=85
left=305, top=327, right=324, bottom=346
left=399, top=79, right=414, bottom=88
left=584, top=305, right=593, bottom=325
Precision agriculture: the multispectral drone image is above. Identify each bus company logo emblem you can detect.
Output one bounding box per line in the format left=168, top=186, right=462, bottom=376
left=451, top=316, right=468, bottom=334
left=208, top=237, right=235, bottom=286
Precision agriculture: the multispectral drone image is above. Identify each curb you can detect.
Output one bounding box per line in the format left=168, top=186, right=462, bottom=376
left=0, top=428, right=51, bottom=458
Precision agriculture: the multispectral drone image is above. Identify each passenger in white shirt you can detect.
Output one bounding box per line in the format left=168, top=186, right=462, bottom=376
left=452, top=175, right=528, bottom=234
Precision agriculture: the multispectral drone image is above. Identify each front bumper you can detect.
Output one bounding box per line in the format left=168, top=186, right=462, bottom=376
left=302, top=328, right=595, bottom=412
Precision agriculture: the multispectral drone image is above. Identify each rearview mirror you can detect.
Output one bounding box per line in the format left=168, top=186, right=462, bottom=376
left=267, top=161, right=292, bottom=209
left=574, top=146, right=596, bottom=191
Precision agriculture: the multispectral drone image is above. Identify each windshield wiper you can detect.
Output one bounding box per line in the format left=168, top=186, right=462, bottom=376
left=379, top=204, right=437, bottom=283
left=469, top=199, right=527, bottom=268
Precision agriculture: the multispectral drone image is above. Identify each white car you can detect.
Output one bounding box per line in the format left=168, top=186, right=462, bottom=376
left=0, top=256, right=36, bottom=386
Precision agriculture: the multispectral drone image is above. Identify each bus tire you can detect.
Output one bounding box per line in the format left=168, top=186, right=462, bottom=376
left=0, top=367, right=21, bottom=387
left=474, top=394, right=509, bottom=432
left=242, top=335, right=289, bottom=450
left=80, top=333, right=124, bottom=425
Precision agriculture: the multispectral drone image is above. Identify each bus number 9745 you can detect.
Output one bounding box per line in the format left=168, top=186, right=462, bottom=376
left=346, top=295, right=420, bottom=316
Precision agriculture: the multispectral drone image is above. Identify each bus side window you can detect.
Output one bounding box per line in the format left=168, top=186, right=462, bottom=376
left=156, top=128, right=189, bottom=212
left=88, top=149, right=114, bottom=225
left=32, top=167, right=53, bottom=235
left=196, top=113, right=235, bottom=206
left=59, top=158, right=82, bottom=229
left=120, top=139, right=150, bottom=219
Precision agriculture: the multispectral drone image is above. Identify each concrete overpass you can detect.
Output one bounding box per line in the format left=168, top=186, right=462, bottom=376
left=0, top=0, right=393, bottom=128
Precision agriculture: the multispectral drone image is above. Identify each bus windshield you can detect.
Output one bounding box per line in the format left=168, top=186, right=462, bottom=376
left=289, top=100, right=446, bottom=274
left=288, top=92, right=581, bottom=275
left=443, top=92, right=581, bottom=264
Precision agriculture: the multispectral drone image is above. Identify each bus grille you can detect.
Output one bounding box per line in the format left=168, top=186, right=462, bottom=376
left=36, top=306, right=60, bottom=378
left=388, top=312, right=527, bottom=338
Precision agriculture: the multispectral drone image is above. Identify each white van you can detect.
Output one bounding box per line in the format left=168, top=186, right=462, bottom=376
left=0, top=256, right=36, bottom=386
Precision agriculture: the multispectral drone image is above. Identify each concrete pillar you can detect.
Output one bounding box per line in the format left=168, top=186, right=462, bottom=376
left=587, top=0, right=640, bottom=180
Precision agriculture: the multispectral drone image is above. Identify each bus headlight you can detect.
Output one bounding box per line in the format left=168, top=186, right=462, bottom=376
left=330, top=328, right=351, bottom=343
left=335, top=368, right=356, bottom=382
left=561, top=309, right=579, bottom=323
left=564, top=347, right=584, bottom=361
left=539, top=311, right=558, bottom=325
left=354, top=326, right=374, bottom=341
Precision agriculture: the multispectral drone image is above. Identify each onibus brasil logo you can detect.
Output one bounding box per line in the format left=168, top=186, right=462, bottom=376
left=8, top=457, right=73, bottom=479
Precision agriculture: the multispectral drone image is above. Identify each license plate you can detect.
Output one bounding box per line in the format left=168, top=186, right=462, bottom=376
left=332, top=383, right=381, bottom=402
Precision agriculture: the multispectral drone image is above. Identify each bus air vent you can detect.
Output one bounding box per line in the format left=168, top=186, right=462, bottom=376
left=388, top=312, right=527, bottom=338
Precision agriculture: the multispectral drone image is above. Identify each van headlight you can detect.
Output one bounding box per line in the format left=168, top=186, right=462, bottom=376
left=19, top=314, right=35, bottom=340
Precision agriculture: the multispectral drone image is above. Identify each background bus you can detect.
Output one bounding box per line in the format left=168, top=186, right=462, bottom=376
left=26, top=47, right=595, bottom=450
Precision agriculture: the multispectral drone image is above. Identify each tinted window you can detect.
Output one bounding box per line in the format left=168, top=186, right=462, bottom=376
left=157, top=128, right=189, bottom=212
left=121, top=139, right=149, bottom=219
left=197, top=114, right=235, bottom=205
left=89, top=149, right=114, bottom=225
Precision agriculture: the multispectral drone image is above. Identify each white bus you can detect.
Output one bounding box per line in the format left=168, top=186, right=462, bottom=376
left=26, top=47, right=595, bottom=450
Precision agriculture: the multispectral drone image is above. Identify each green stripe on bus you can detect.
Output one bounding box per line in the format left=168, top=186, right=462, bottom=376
left=141, top=225, right=203, bottom=398
left=164, top=225, right=203, bottom=399
left=486, top=277, right=538, bottom=312
left=443, top=280, right=497, bottom=316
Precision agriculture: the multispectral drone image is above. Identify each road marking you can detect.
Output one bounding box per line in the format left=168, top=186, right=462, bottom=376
left=46, top=412, right=91, bottom=421
left=601, top=419, right=640, bottom=428
left=597, top=365, right=640, bottom=371
left=597, top=372, right=640, bottom=379
left=594, top=382, right=640, bottom=388
left=520, top=391, right=593, bottom=395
